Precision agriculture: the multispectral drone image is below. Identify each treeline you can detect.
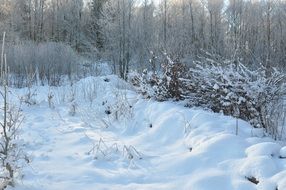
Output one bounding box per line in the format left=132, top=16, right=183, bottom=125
left=0, top=0, right=286, bottom=77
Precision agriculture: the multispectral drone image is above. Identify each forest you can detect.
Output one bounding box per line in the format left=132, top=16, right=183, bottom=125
left=0, top=0, right=286, bottom=189
left=1, top=0, right=286, bottom=77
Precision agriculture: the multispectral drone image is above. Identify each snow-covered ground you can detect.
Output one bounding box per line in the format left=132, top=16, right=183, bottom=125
left=4, top=75, right=286, bottom=190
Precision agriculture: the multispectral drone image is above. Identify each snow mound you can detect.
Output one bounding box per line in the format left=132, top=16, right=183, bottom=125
left=239, top=156, right=279, bottom=178
left=245, top=142, right=281, bottom=157
left=280, top=146, right=286, bottom=158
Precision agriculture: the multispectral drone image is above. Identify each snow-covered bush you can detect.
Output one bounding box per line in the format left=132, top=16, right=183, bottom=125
left=186, top=61, right=286, bottom=139
left=154, top=59, right=188, bottom=101
left=129, top=55, right=188, bottom=101
left=130, top=55, right=286, bottom=139
left=128, top=70, right=156, bottom=99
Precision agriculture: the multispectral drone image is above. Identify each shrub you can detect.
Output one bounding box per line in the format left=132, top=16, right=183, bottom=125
left=1, top=32, right=25, bottom=188
left=129, top=54, right=286, bottom=139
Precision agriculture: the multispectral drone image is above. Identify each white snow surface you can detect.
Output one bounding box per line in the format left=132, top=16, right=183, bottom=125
left=280, top=147, right=286, bottom=158
left=3, top=75, right=286, bottom=190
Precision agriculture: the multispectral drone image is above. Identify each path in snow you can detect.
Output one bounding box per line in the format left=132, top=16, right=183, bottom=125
left=7, top=76, right=286, bottom=190
left=12, top=101, right=173, bottom=190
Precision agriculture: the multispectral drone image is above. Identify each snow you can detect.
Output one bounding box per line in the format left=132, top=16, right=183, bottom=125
left=213, top=83, right=219, bottom=90
left=2, top=75, right=286, bottom=190
left=245, top=142, right=281, bottom=157
left=280, top=147, right=286, bottom=158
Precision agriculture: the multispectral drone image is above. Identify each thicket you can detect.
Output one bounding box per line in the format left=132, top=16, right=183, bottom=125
left=129, top=54, right=286, bottom=140
left=6, top=42, right=79, bottom=87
